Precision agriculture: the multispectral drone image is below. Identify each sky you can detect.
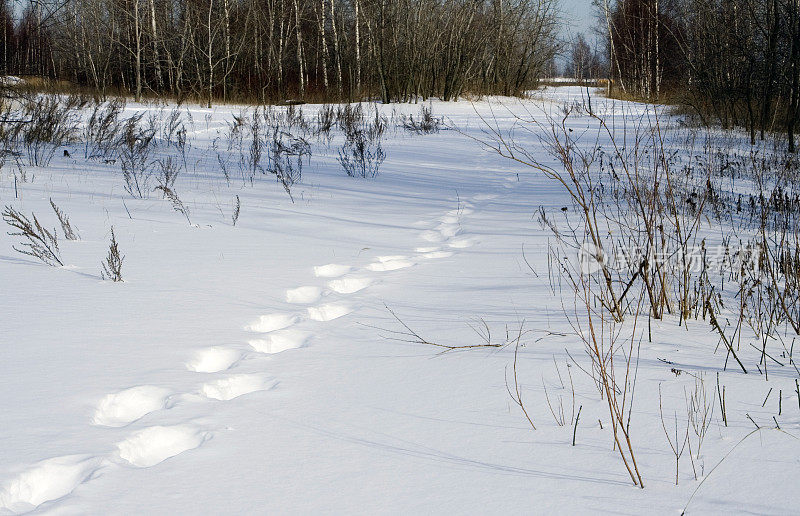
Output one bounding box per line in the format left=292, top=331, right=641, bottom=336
left=560, top=0, right=598, bottom=42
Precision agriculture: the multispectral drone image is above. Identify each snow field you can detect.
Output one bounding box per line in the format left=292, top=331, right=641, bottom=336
left=2, top=88, right=799, bottom=514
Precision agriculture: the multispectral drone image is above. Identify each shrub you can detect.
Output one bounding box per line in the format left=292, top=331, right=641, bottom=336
left=101, top=227, right=124, bottom=281
left=118, top=113, right=157, bottom=198
left=50, top=198, right=79, bottom=240
left=84, top=98, right=125, bottom=159
left=267, top=127, right=311, bottom=199
left=20, top=95, right=80, bottom=166
left=400, top=105, right=442, bottom=134
left=338, top=129, right=385, bottom=178
left=2, top=205, right=63, bottom=266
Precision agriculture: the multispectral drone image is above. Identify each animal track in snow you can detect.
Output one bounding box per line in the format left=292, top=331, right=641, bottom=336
left=420, top=230, right=445, bottom=242
left=246, top=313, right=298, bottom=333
left=448, top=237, right=477, bottom=249
left=285, top=286, right=323, bottom=304
left=420, top=250, right=453, bottom=259
left=327, top=276, right=373, bottom=294
left=0, top=455, right=103, bottom=513
left=367, top=257, right=415, bottom=271
left=93, top=385, right=172, bottom=427
left=313, top=264, right=352, bottom=278
left=307, top=303, right=353, bottom=322
left=448, top=208, right=473, bottom=216
left=436, top=224, right=460, bottom=238
left=377, top=255, right=408, bottom=262
left=117, top=425, right=206, bottom=468
left=248, top=329, right=309, bottom=354
left=186, top=347, right=242, bottom=373
left=201, top=374, right=277, bottom=401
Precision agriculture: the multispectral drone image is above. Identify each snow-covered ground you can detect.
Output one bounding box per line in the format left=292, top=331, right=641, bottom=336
left=1, top=87, right=798, bottom=514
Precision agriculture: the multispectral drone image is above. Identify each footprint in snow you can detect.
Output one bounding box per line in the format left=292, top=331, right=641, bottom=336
left=420, top=230, right=445, bottom=243
left=448, top=237, right=477, bottom=249
left=307, top=303, right=353, bottom=321
left=376, top=255, right=407, bottom=261
left=245, top=313, right=298, bottom=333
left=313, top=264, right=352, bottom=278
left=285, top=286, right=323, bottom=304
left=186, top=347, right=242, bottom=373
left=367, top=256, right=415, bottom=271
left=117, top=425, right=207, bottom=468
left=201, top=374, right=278, bottom=401
left=420, top=250, right=453, bottom=259
left=249, top=329, right=309, bottom=354
left=93, top=385, right=172, bottom=427
left=436, top=223, right=460, bottom=238
left=327, top=276, right=372, bottom=294
left=0, top=455, right=104, bottom=513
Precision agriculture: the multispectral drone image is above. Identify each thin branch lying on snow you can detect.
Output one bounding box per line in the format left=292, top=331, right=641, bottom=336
left=368, top=305, right=523, bottom=353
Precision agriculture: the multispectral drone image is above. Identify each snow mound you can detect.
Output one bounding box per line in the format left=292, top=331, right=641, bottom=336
left=0, top=455, right=102, bottom=513
left=285, top=286, right=323, bottom=304
left=313, top=264, right=352, bottom=278
left=117, top=425, right=206, bottom=468
left=248, top=330, right=309, bottom=354
left=448, top=237, right=476, bottom=249
left=201, top=374, right=277, bottom=401
left=420, top=251, right=453, bottom=259
left=367, top=258, right=414, bottom=271
left=307, top=303, right=353, bottom=321
left=436, top=224, right=460, bottom=238
left=186, top=347, right=241, bottom=373
left=376, top=255, right=407, bottom=262
left=327, top=277, right=372, bottom=294
left=93, top=385, right=172, bottom=427
left=245, top=313, right=297, bottom=333
left=420, top=230, right=445, bottom=242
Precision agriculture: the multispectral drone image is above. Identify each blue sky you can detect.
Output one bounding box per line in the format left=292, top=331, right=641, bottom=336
left=560, top=0, right=597, bottom=41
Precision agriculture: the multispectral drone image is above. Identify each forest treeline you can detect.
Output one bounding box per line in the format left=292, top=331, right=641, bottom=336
left=3, top=0, right=798, bottom=149
left=596, top=0, right=800, bottom=150
left=0, top=0, right=559, bottom=104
